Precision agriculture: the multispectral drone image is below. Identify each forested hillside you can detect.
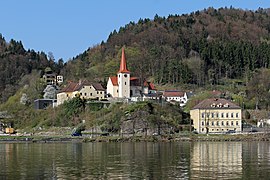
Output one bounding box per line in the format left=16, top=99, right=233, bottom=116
left=0, top=34, right=63, bottom=102
left=62, top=7, right=270, bottom=87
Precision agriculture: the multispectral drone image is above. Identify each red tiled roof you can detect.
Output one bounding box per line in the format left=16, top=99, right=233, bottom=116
left=163, top=91, right=184, bottom=97
left=61, top=80, right=105, bottom=92
left=92, top=83, right=105, bottom=91
left=109, top=76, right=118, bottom=86
left=60, top=82, right=79, bottom=92
left=109, top=76, right=155, bottom=90
left=192, top=98, right=241, bottom=109
left=118, top=47, right=130, bottom=73
left=149, top=82, right=156, bottom=90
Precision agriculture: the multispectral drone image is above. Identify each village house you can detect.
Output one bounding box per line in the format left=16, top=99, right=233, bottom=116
left=163, top=90, right=193, bottom=107
left=57, top=80, right=105, bottom=106
left=190, top=98, right=242, bottom=134
left=43, top=67, right=63, bottom=85
left=106, top=48, right=156, bottom=100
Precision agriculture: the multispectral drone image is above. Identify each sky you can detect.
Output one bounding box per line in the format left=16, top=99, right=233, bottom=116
left=1, top=0, right=270, bottom=61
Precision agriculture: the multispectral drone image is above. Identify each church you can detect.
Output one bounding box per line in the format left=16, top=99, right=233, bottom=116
left=107, top=48, right=156, bottom=99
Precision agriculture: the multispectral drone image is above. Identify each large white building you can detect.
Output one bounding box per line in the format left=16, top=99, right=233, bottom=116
left=107, top=48, right=156, bottom=99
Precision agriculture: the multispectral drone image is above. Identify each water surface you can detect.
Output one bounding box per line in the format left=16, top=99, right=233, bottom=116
left=0, top=141, right=269, bottom=179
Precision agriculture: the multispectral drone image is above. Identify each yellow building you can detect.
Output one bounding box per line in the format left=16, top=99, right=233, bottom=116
left=57, top=80, right=105, bottom=106
left=190, top=98, right=242, bottom=134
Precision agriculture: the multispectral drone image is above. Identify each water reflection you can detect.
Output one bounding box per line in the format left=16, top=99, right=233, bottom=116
left=190, top=142, right=242, bottom=179
left=0, top=141, right=270, bottom=179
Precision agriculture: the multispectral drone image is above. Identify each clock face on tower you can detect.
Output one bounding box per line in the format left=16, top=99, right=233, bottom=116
left=124, top=74, right=127, bottom=78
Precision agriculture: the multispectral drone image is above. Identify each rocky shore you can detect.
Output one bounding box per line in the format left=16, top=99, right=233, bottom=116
left=1, top=132, right=270, bottom=143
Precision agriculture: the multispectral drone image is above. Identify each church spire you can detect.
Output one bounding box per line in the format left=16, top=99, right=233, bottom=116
left=118, top=47, right=130, bottom=73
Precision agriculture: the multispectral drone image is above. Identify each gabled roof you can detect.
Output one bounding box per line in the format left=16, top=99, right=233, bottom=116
left=192, top=98, right=241, bottom=109
left=163, top=90, right=184, bottom=97
left=109, top=76, right=155, bottom=90
left=61, top=80, right=105, bottom=92
left=118, top=47, right=130, bottom=73
left=60, top=82, right=79, bottom=92
left=109, top=76, right=118, bottom=86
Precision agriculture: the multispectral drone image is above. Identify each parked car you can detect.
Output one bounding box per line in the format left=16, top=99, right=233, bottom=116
left=226, top=130, right=236, bottom=134
left=249, top=128, right=258, bottom=132
left=71, top=132, right=82, bottom=136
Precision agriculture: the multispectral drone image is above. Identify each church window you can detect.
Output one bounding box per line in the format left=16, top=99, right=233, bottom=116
left=124, top=74, right=127, bottom=78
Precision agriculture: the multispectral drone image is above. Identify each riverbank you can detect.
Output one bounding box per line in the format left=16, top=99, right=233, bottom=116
left=1, top=132, right=270, bottom=143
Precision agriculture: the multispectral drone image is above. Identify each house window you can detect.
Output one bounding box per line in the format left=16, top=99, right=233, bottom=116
left=90, top=93, right=92, bottom=96
left=97, top=91, right=99, bottom=94
left=216, top=121, right=219, bottom=126
left=221, top=121, right=224, bottom=126
left=231, top=113, right=234, bottom=118
left=206, top=122, right=209, bottom=126
left=202, top=121, right=204, bottom=126
left=221, top=113, right=224, bottom=118
left=67, top=94, right=69, bottom=97
left=202, top=113, right=205, bottom=118
left=236, top=113, right=239, bottom=118
left=236, top=121, right=239, bottom=126
left=216, top=113, right=219, bottom=118
left=80, top=93, right=82, bottom=96
left=226, top=113, right=229, bottom=118
left=207, top=113, right=210, bottom=118
left=100, top=92, right=102, bottom=94
left=84, top=93, right=87, bottom=96
left=231, top=121, right=234, bottom=126
left=202, top=128, right=204, bottom=132
left=212, top=122, right=214, bottom=126
left=211, top=113, right=214, bottom=118
left=226, top=121, right=229, bottom=126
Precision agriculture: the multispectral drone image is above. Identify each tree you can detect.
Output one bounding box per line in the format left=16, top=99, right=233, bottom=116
left=246, top=69, right=270, bottom=110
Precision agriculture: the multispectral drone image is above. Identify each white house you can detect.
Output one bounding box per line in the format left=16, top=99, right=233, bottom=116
left=163, top=90, right=193, bottom=107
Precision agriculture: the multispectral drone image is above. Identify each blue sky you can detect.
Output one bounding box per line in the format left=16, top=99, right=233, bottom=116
left=1, top=0, right=269, bottom=61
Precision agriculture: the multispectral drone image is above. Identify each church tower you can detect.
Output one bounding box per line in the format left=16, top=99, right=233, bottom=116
left=117, top=47, right=130, bottom=98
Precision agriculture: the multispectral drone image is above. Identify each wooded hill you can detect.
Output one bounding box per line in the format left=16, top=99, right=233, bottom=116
left=0, top=34, right=62, bottom=102
left=61, top=7, right=270, bottom=88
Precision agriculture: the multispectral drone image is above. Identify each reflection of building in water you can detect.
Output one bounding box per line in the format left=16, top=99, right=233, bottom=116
left=190, top=142, right=242, bottom=179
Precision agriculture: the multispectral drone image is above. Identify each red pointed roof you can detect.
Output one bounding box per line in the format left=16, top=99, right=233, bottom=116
left=118, top=47, right=130, bottom=73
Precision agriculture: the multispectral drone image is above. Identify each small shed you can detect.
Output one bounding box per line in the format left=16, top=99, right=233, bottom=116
left=34, top=99, right=57, bottom=109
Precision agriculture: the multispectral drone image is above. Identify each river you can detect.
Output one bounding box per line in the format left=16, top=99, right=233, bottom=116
left=0, top=141, right=269, bottom=179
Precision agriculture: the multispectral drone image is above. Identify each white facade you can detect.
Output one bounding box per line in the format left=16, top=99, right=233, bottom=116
left=118, top=72, right=130, bottom=98
left=107, top=78, right=118, bottom=98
